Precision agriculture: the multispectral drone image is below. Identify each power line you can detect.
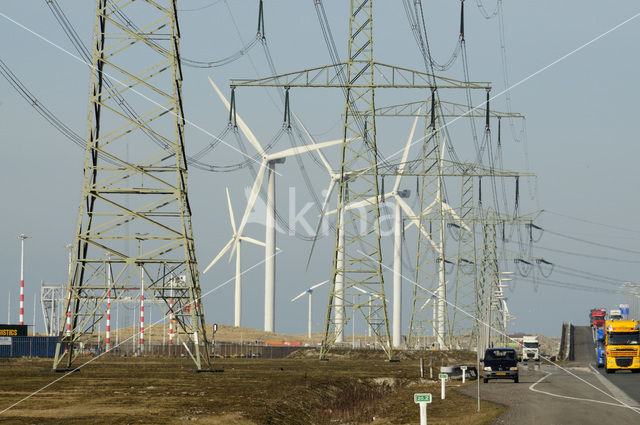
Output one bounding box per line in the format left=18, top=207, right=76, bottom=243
left=543, top=228, right=640, bottom=255
left=545, top=210, right=640, bottom=234
left=529, top=244, right=640, bottom=264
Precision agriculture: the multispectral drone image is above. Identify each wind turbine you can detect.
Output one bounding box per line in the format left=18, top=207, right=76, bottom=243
left=323, top=112, right=425, bottom=348
left=203, top=187, right=268, bottom=327
left=290, top=280, right=329, bottom=339
left=352, top=285, right=386, bottom=339
left=209, top=77, right=343, bottom=332
left=295, top=115, right=354, bottom=344
left=404, top=132, right=471, bottom=349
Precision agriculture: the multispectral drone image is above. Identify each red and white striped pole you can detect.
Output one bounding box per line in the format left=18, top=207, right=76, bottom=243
left=135, top=234, right=147, bottom=353
left=169, top=296, right=174, bottom=345
left=66, top=289, right=72, bottom=337
left=105, top=257, right=112, bottom=351
left=140, top=291, right=144, bottom=349
left=106, top=290, right=111, bottom=351
left=18, top=234, right=29, bottom=326
left=65, top=244, right=73, bottom=337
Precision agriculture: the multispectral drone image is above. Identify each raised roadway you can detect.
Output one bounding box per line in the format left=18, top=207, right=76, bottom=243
left=574, top=325, right=640, bottom=404
left=457, top=325, right=640, bottom=423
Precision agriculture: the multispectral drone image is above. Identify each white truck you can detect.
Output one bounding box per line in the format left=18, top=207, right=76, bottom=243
left=521, top=335, right=540, bottom=362
left=609, top=309, right=623, bottom=321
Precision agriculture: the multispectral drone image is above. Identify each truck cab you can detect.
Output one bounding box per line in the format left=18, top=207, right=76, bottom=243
left=482, top=348, right=519, bottom=383
left=604, top=320, right=640, bottom=373
left=609, top=309, right=623, bottom=321
left=522, top=335, right=540, bottom=362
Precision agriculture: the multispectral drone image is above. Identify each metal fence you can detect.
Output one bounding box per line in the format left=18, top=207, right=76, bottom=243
left=0, top=336, right=58, bottom=358
left=74, top=340, right=313, bottom=359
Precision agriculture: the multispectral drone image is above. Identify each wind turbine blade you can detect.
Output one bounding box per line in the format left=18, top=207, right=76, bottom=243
left=305, top=178, right=336, bottom=270
left=203, top=238, right=234, bottom=274
left=267, top=138, right=343, bottom=161
left=397, top=196, right=440, bottom=254
left=419, top=298, right=432, bottom=311
left=309, top=280, right=330, bottom=291
left=291, top=291, right=308, bottom=302
left=293, top=113, right=334, bottom=175
left=232, top=160, right=268, bottom=257
left=442, top=202, right=472, bottom=233
left=226, top=187, right=236, bottom=234
left=239, top=236, right=267, bottom=248
left=421, top=199, right=438, bottom=216
left=208, top=76, right=265, bottom=156
left=352, top=285, right=368, bottom=295
left=325, top=192, right=391, bottom=216
left=393, top=110, right=421, bottom=193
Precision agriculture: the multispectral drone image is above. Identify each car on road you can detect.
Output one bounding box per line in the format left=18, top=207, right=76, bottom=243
left=482, top=348, right=519, bottom=383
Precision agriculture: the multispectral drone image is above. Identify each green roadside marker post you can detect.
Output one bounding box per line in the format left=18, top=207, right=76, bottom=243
left=439, top=373, right=448, bottom=399
left=414, top=393, right=432, bottom=425
left=460, top=365, right=468, bottom=383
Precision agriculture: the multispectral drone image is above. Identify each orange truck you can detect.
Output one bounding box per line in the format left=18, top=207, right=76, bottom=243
left=604, top=320, right=640, bottom=373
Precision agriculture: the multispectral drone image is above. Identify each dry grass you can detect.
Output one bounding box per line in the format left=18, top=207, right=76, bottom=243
left=0, top=352, right=504, bottom=424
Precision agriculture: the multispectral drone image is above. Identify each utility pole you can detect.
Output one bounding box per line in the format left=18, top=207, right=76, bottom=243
left=53, top=1, right=210, bottom=370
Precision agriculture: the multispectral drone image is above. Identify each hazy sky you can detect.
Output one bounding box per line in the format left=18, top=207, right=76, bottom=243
left=1, top=1, right=640, bottom=339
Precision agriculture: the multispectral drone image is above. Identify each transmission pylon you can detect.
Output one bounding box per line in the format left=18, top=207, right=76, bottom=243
left=230, top=0, right=490, bottom=360
left=53, top=0, right=210, bottom=370
left=375, top=95, right=527, bottom=350
left=478, top=210, right=499, bottom=352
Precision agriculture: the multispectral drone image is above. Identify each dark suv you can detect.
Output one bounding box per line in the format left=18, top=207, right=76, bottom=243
left=482, top=348, right=519, bottom=383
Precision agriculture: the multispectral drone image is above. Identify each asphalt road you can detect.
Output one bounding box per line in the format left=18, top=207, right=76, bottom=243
left=573, top=325, right=640, bottom=404
left=457, top=328, right=640, bottom=424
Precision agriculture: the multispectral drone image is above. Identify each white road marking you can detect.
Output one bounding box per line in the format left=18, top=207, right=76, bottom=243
left=529, top=370, right=640, bottom=411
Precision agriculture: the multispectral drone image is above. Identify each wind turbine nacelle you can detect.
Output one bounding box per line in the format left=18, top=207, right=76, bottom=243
left=271, top=157, right=286, bottom=165
left=397, top=189, right=411, bottom=198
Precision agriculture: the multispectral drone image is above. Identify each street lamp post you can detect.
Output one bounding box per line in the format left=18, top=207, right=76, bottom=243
left=135, top=233, right=148, bottom=354
left=18, top=234, right=29, bottom=326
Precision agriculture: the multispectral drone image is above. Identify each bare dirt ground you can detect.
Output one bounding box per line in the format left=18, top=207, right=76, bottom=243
left=0, top=350, right=504, bottom=425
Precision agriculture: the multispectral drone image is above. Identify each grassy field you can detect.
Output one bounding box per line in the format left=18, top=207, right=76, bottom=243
left=0, top=350, right=504, bottom=424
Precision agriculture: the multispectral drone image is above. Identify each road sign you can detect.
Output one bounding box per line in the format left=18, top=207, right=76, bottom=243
left=460, top=366, right=468, bottom=371
left=414, top=393, right=432, bottom=404
left=438, top=373, right=448, bottom=379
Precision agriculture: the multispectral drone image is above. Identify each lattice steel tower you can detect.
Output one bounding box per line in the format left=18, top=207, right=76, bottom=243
left=229, top=0, right=488, bottom=360
left=53, top=0, right=210, bottom=370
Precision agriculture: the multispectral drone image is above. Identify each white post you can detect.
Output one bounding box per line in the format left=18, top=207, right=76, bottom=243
left=234, top=242, right=242, bottom=327
left=335, top=206, right=345, bottom=343
left=414, top=394, right=431, bottom=425
left=441, top=376, right=446, bottom=400
left=307, top=292, right=313, bottom=340
left=392, top=201, right=402, bottom=348
left=264, top=163, right=276, bottom=333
